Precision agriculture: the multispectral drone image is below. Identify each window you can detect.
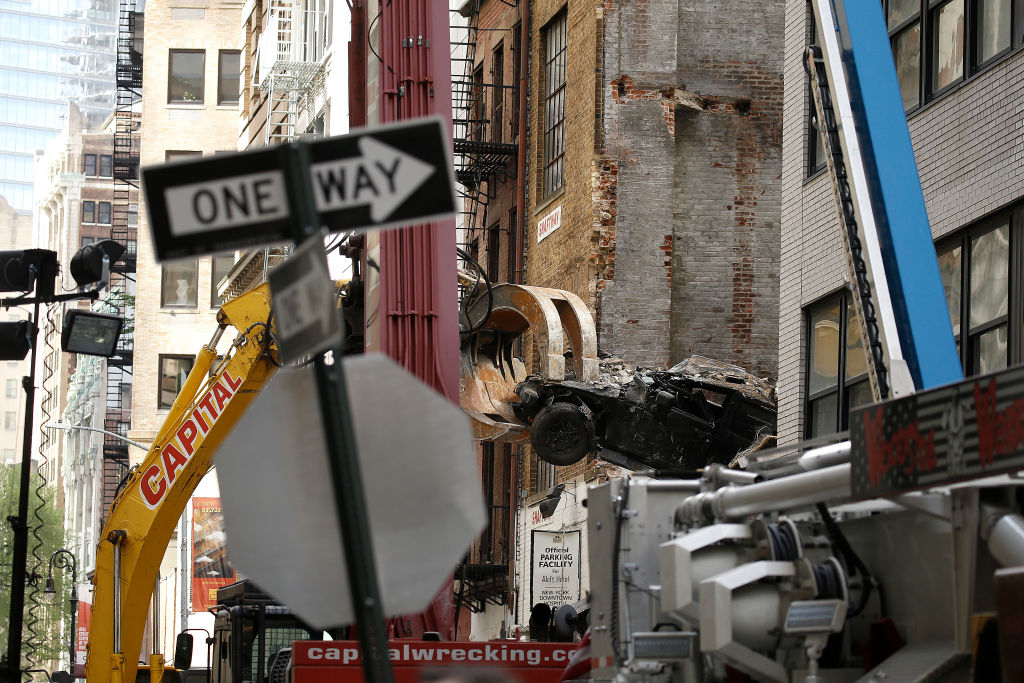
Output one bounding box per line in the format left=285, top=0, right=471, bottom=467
left=211, top=255, right=234, bottom=307
left=491, top=42, right=504, bottom=143
left=883, top=0, right=1018, bottom=111
left=81, top=200, right=95, bottom=223
left=937, top=208, right=1018, bottom=375
left=470, top=64, right=484, bottom=143
left=159, top=355, right=195, bottom=409
left=807, top=14, right=826, bottom=175
left=5, top=378, right=16, bottom=398
left=805, top=291, right=872, bottom=437
left=511, top=23, right=522, bottom=138
left=83, top=153, right=97, bottom=176
left=486, top=223, right=501, bottom=282
left=161, top=260, right=198, bottom=307
left=218, top=50, right=240, bottom=105
left=81, top=236, right=95, bottom=249
left=99, top=154, right=112, bottom=177
left=4, top=411, right=16, bottom=430
left=168, top=49, right=205, bottom=104
left=542, top=11, right=567, bottom=197
left=97, top=201, right=111, bottom=224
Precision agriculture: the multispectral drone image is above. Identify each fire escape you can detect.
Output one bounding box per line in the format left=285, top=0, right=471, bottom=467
left=450, top=0, right=519, bottom=615
left=260, top=0, right=326, bottom=145
left=105, top=0, right=141, bottom=524
left=219, top=0, right=328, bottom=293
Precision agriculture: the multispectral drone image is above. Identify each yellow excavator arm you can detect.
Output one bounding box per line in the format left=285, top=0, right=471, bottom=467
left=85, top=284, right=279, bottom=683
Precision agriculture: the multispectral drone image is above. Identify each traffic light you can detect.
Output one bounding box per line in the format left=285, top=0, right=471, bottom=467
left=70, top=239, right=126, bottom=288
left=0, top=249, right=58, bottom=298
left=0, top=320, right=33, bottom=361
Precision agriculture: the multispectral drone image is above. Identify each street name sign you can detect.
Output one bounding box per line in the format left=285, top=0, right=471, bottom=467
left=849, top=364, right=1024, bottom=499
left=267, top=234, right=341, bottom=363
left=142, top=116, right=456, bottom=261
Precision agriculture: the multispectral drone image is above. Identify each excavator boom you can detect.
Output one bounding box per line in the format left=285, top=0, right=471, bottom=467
left=86, top=284, right=278, bottom=683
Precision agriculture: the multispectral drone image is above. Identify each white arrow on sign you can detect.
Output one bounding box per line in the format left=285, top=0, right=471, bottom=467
left=310, top=136, right=436, bottom=222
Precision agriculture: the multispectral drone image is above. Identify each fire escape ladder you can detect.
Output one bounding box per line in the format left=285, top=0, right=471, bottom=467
left=260, top=0, right=323, bottom=146
left=450, top=2, right=517, bottom=265
left=103, top=0, right=140, bottom=527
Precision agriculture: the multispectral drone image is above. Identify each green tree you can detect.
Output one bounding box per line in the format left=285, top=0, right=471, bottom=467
left=0, top=463, right=71, bottom=675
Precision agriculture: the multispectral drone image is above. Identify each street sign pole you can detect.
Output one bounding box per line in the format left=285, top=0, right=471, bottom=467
left=277, top=142, right=394, bottom=683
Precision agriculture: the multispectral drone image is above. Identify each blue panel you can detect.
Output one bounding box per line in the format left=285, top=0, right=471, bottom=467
left=832, top=0, right=962, bottom=390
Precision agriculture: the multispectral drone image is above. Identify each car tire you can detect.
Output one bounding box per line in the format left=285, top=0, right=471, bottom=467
left=531, top=402, right=594, bottom=466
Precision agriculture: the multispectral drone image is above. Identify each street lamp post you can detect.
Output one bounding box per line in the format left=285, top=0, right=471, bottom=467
left=43, top=549, right=78, bottom=673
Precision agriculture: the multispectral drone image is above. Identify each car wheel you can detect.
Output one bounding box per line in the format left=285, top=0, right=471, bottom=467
left=531, top=402, right=594, bottom=466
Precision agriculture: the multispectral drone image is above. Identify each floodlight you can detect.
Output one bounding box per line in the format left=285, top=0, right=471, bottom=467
left=70, top=239, right=126, bottom=288
left=61, top=310, right=123, bottom=357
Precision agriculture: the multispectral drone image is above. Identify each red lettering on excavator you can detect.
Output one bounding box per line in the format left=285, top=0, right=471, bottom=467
left=212, top=380, right=232, bottom=411
left=224, top=371, right=242, bottom=392
left=192, top=408, right=209, bottom=433
left=198, top=392, right=219, bottom=420
left=161, top=444, right=188, bottom=484
left=177, top=419, right=199, bottom=456
left=142, top=465, right=167, bottom=507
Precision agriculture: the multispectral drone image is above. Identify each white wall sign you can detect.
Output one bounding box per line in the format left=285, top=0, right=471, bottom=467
left=537, top=205, right=561, bottom=243
left=530, top=529, right=581, bottom=607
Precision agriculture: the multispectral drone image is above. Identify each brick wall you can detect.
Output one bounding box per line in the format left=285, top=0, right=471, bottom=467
left=777, top=0, right=1024, bottom=444
left=130, top=0, right=243, bottom=444
left=599, top=0, right=783, bottom=377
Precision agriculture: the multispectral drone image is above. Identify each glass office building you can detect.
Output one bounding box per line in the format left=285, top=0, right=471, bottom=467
left=0, top=0, right=116, bottom=212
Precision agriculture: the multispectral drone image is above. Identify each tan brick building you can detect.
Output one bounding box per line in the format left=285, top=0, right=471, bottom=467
left=129, top=0, right=243, bottom=657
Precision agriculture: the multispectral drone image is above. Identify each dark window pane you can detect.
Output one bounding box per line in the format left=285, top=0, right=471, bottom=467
left=887, top=0, right=918, bottom=28
left=845, top=298, right=868, bottom=381
left=847, top=380, right=874, bottom=413
left=169, top=50, right=205, bottom=103
left=808, top=299, right=841, bottom=395
left=81, top=200, right=95, bottom=223
left=211, top=255, right=234, bottom=307
left=937, top=244, right=962, bottom=337
left=218, top=51, right=240, bottom=105
left=977, top=0, right=1011, bottom=64
left=972, top=325, right=1008, bottom=374
left=893, top=23, right=921, bottom=109
left=162, top=261, right=198, bottom=307
left=969, top=223, right=1009, bottom=329
left=99, top=154, right=112, bottom=177
left=83, top=153, right=96, bottom=176
left=159, top=356, right=194, bottom=408
left=809, top=393, right=839, bottom=437
left=97, top=201, right=111, bottom=224
left=931, top=0, right=964, bottom=92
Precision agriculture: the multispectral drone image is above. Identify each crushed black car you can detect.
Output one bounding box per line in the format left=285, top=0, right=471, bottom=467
left=513, top=355, right=777, bottom=472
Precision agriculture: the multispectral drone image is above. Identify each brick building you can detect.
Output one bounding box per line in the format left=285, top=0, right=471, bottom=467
left=454, top=0, right=783, bottom=638
left=778, top=1, right=1024, bottom=444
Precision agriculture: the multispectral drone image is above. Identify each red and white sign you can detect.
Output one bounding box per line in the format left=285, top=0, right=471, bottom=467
left=537, top=205, right=561, bottom=243
left=291, top=640, right=577, bottom=683
left=74, top=598, right=90, bottom=677
left=192, top=496, right=237, bottom=611
left=140, top=370, right=242, bottom=509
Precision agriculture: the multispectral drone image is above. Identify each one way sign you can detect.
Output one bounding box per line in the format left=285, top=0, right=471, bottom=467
left=142, top=116, right=456, bottom=261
